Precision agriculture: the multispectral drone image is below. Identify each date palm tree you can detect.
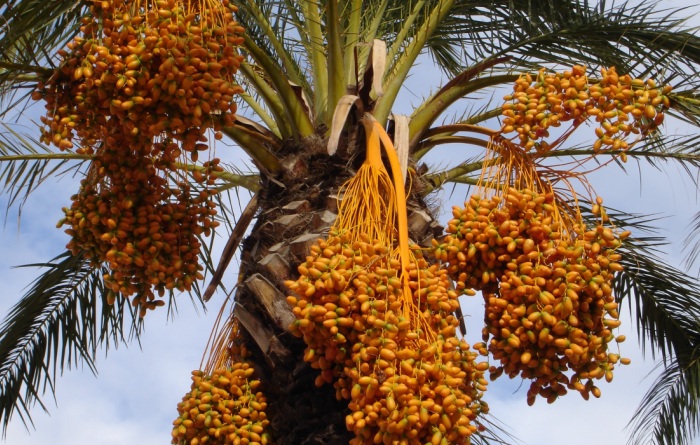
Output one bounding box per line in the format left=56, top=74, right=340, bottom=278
left=1, top=1, right=700, bottom=444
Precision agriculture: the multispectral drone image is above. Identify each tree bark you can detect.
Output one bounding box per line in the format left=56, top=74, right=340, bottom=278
left=227, top=136, right=442, bottom=445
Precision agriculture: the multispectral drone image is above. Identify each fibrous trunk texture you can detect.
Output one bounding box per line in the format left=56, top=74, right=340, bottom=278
left=229, top=134, right=442, bottom=445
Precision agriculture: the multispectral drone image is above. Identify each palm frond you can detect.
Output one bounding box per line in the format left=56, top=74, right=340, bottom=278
left=235, top=0, right=330, bottom=123
left=683, top=211, right=700, bottom=276
left=401, top=1, right=700, bottom=92
left=429, top=129, right=700, bottom=189
left=374, top=0, right=456, bottom=123
left=423, top=0, right=501, bottom=76
left=0, top=250, right=144, bottom=433
left=578, top=203, right=700, bottom=445
left=234, top=1, right=307, bottom=88
left=471, top=412, right=520, bottom=445
left=613, top=233, right=700, bottom=361
left=622, top=132, right=700, bottom=181
left=626, top=345, right=700, bottom=445
left=234, top=1, right=313, bottom=101
left=0, top=1, right=83, bottom=55
left=0, top=1, right=86, bottom=109
left=0, top=123, right=89, bottom=211
left=540, top=133, right=700, bottom=179
left=407, top=68, right=513, bottom=148
left=670, top=91, right=700, bottom=128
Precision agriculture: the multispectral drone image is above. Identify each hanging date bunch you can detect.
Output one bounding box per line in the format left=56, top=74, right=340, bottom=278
left=431, top=65, right=671, bottom=405
left=37, top=0, right=244, bottom=314
left=438, top=167, right=630, bottom=404
left=286, top=117, right=490, bottom=445
left=172, top=319, right=270, bottom=445
left=499, top=65, right=671, bottom=156
left=60, top=138, right=224, bottom=314
left=34, top=0, right=244, bottom=157
left=441, top=187, right=629, bottom=404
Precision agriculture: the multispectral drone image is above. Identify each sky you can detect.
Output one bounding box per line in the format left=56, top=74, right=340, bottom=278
left=2, top=2, right=700, bottom=445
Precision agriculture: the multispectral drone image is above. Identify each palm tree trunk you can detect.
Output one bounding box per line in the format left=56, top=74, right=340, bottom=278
left=230, top=136, right=441, bottom=444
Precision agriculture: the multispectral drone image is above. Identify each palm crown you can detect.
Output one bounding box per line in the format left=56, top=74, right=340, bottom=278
left=1, top=1, right=700, bottom=444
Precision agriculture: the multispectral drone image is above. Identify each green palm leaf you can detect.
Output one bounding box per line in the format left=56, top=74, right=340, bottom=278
left=627, top=346, right=700, bottom=445
left=573, top=204, right=700, bottom=444
left=430, top=1, right=700, bottom=79
left=0, top=0, right=85, bottom=111
left=683, top=211, right=700, bottom=275
left=0, top=250, right=143, bottom=433
left=0, top=123, right=89, bottom=210
left=616, top=233, right=700, bottom=362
